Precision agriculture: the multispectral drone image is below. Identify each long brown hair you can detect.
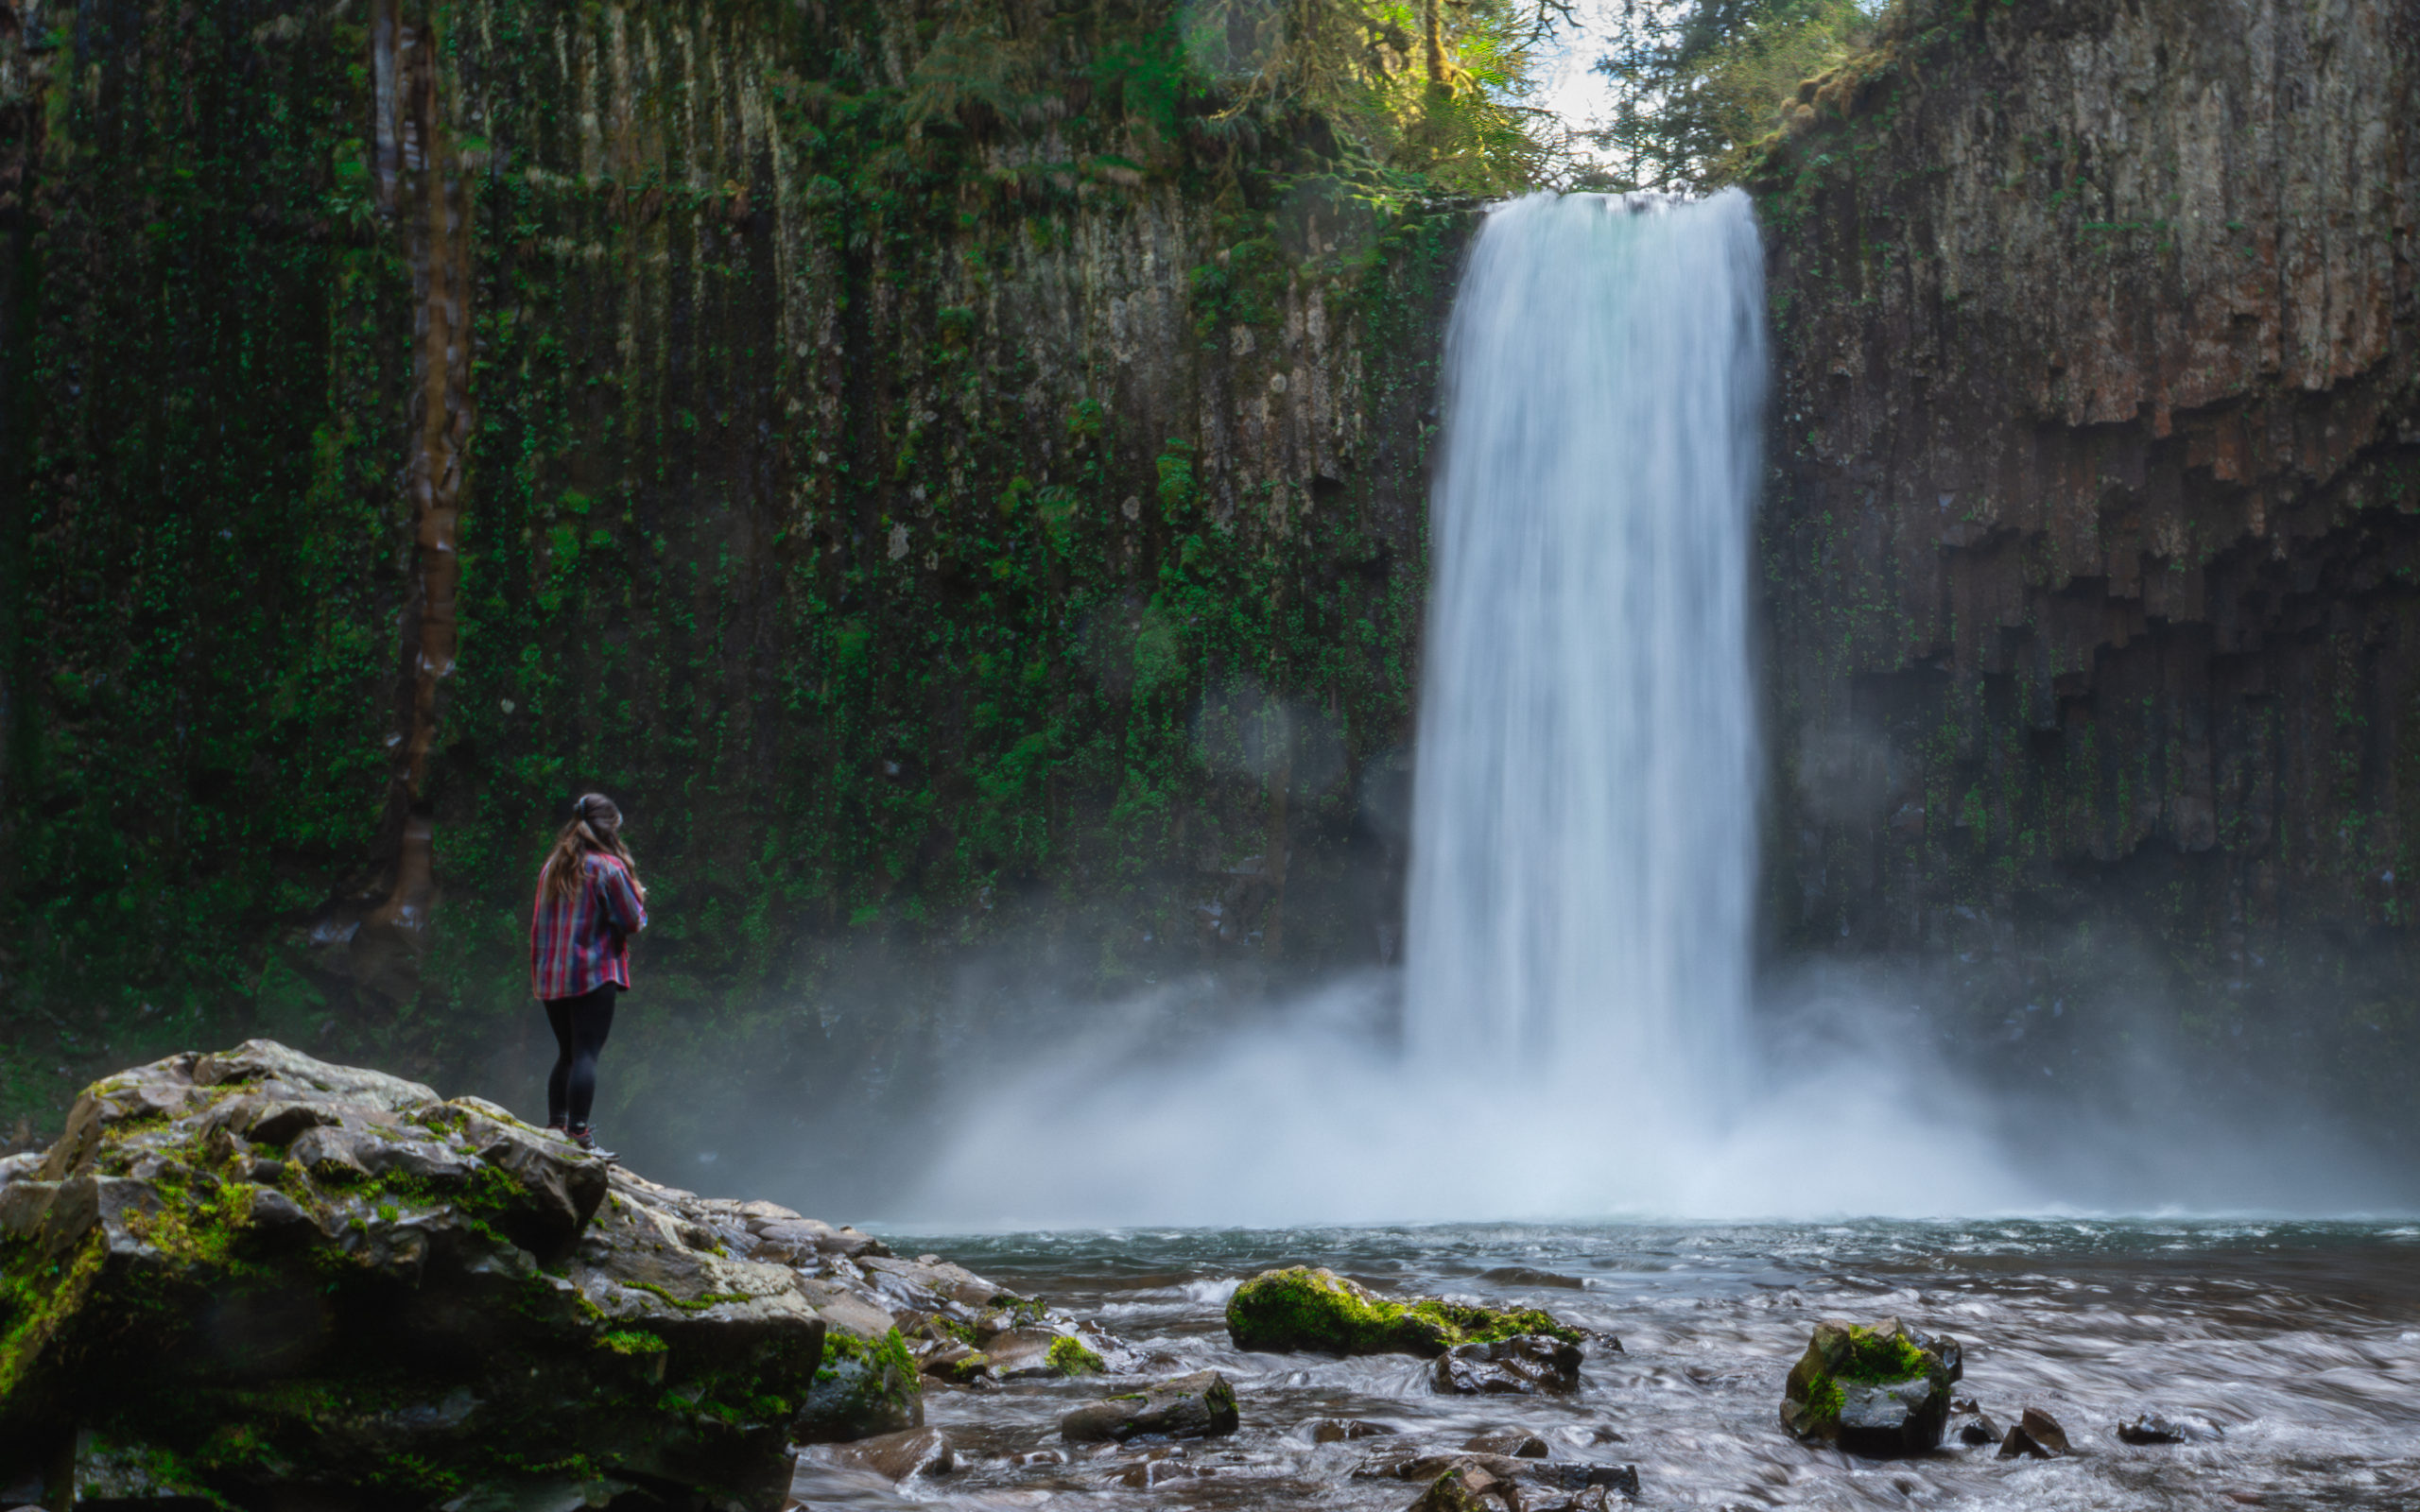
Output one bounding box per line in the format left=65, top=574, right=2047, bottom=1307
left=540, top=793, right=642, bottom=902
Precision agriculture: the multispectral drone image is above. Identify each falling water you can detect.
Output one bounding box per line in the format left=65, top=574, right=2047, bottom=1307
left=1405, top=191, right=1769, bottom=1125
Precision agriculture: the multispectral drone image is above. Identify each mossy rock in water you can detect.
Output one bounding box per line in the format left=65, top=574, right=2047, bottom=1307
left=0, top=1041, right=830, bottom=1510
left=1225, top=1266, right=1581, bottom=1357
left=796, top=1327, right=925, bottom=1444
left=1779, top=1316, right=1962, bottom=1455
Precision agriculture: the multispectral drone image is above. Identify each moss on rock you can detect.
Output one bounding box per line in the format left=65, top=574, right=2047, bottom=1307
left=0, top=1042, right=825, bottom=1510
left=797, top=1328, right=925, bottom=1444
left=1225, top=1266, right=1580, bottom=1358
left=1780, top=1317, right=1959, bottom=1455
left=1047, top=1334, right=1107, bottom=1377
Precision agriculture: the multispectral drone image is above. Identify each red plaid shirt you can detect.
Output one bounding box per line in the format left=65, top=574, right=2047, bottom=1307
left=529, top=852, right=648, bottom=1001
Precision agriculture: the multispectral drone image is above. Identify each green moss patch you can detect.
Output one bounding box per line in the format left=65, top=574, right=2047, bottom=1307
left=1225, top=1266, right=1579, bottom=1358
left=1046, top=1335, right=1106, bottom=1377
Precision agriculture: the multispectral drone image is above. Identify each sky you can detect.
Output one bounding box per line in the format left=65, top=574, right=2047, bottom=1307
left=1534, top=0, right=1629, bottom=139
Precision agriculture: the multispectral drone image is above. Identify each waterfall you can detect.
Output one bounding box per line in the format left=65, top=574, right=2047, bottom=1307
left=1405, top=191, right=1768, bottom=1125
left=926, top=188, right=2033, bottom=1221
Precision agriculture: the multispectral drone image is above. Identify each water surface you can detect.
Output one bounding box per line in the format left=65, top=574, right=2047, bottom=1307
left=795, top=1220, right=2420, bottom=1510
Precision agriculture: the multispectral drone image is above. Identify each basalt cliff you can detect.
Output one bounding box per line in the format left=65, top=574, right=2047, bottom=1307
left=1754, top=0, right=2420, bottom=1133
left=3, top=0, right=2417, bottom=1160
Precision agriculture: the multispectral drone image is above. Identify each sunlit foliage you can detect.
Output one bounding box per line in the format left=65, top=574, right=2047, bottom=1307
left=1589, top=0, right=1883, bottom=190
left=1176, top=0, right=1580, bottom=195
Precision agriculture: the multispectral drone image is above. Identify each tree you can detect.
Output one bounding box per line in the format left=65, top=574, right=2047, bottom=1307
left=1587, top=0, right=1881, bottom=190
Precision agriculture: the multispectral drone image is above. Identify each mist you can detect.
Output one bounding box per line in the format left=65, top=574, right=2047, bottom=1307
left=875, top=952, right=2415, bottom=1228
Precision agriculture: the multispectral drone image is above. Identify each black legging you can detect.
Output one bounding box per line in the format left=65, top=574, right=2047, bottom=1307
left=544, top=984, right=618, bottom=1128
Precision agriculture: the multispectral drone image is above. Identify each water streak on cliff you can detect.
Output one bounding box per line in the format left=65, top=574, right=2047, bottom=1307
left=361, top=0, right=475, bottom=999
left=1406, top=191, right=1767, bottom=1122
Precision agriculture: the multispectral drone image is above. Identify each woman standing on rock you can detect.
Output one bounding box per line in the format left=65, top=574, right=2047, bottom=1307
left=529, top=792, right=649, bottom=1157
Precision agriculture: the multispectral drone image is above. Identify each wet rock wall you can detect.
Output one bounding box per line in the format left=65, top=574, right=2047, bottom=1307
left=1753, top=0, right=2420, bottom=1125
left=0, top=0, right=1463, bottom=1151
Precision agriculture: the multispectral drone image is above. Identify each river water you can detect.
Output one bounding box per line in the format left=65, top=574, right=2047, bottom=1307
left=790, top=1220, right=2420, bottom=1511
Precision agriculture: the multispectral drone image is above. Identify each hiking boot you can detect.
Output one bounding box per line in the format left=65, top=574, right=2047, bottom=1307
left=568, top=1125, right=616, bottom=1162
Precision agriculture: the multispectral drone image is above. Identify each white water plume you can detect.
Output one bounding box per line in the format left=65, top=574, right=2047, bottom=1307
left=1404, top=189, right=1764, bottom=1128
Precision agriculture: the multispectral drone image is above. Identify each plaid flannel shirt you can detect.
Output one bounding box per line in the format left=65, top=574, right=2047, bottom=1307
left=529, top=851, right=648, bottom=1001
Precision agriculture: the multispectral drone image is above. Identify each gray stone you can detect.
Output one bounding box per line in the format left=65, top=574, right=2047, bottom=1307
left=1060, top=1370, right=1239, bottom=1443
left=192, top=1040, right=439, bottom=1111
left=0, top=1040, right=832, bottom=1511
left=791, top=1278, right=898, bottom=1343
left=1404, top=1460, right=1519, bottom=1512
left=1464, top=1429, right=1550, bottom=1458
left=0, top=1180, right=60, bottom=1239
left=1779, top=1317, right=1959, bottom=1455
left=472, top=1125, right=609, bottom=1257
left=287, top=1125, right=372, bottom=1177
left=243, top=1100, right=345, bottom=1146
left=823, top=1427, right=954, bottom=1479
left=795, top=1337, right=924, bottom=1445
left=2118, top=1412, right=2221, bottom=1445
left=354, top=1132, right=479, bottom=1185
left=1998, top=1407, right=2071, bottom=1459
left=981, top=1327, right=1074, bottom=1379
left=1432, top=1334, right=1583, bottom=1395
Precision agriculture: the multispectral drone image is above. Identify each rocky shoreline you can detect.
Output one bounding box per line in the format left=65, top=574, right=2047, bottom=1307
left=0, top=1045, right=2226, bottom=1511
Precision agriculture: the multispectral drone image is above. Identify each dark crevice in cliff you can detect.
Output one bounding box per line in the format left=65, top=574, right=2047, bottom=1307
left=357, top=0, right=473, bottom=1005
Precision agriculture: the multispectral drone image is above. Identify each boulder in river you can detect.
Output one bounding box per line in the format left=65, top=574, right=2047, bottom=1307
left=1779, top=1316, right=1962, bottom=1455
left=0, top=1040, right=1129, bottom=1510
left=1060, top=1369, right=1240, bottom=1442
left=0, top=1041, right=828, bottom=1510
left=1997, top=1406, right=2070, bottom=1458
left=2118, top=1412, right=2221, bottom=1445
left=796, top=1327, right=926, bottom=1443
left=1434, top=1333, right=1585, bottom=1395
left=1227, top=1266, right=1580, bottom=1357
left=1357, top=1448, right=1637, bottom=1501
left=1313, top=1418, right=1401, bottom=1442
left=1465, top=1428, right=1552, bottom=1457
left=822, top=1425, right=957, bottom=1479
left=1407, top=1461, right=1522, bottom=1512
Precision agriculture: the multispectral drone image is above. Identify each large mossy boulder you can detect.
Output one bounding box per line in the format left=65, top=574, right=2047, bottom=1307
left=1779, top=1316, right=1962, bottom=1456
left=796, top=1327, right=925, bottom=1443
left=1225, top=1267, right=1580, bottom=1357
left=0, top=1041, right=843, bottom=1510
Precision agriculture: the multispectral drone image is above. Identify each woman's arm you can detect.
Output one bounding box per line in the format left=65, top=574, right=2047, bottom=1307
left=596, top=857, right=649, bottom=934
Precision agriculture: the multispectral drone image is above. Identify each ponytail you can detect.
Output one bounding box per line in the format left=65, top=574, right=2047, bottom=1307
left=538, top=793, right=642, bottom=901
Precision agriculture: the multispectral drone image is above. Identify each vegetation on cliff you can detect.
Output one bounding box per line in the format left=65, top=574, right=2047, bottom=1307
left=0, top=0, right=1571, bottom=1155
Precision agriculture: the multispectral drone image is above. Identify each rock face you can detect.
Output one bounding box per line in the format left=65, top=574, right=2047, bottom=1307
left=1754, top=0, right=2420, bottom=1124
left=1779, top=1317, right=1962, bottom=1455
left=1060, top=1369, right=1241, bottom=1443
left=1226, top=1267, right=1582, bottom=1357
left=0, top=0, right=1462, bottom=1140
left=0, top=1042, right=1079, bottom=1510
